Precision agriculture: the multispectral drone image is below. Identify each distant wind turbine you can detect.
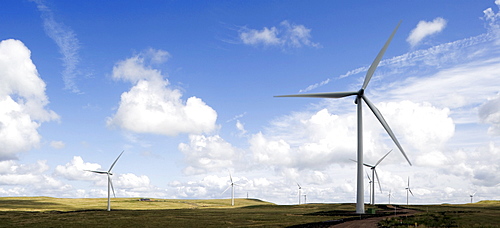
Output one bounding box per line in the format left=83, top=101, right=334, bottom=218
left=86, top=150, right=124, bottom=211
left=275, top=21, right=411, bottom=214
left=297, top=183, right=302, bottom=205
left=469, top=192, right=476, bottom=203
left=405, top=177, right=414, bottom=205
left=351, top=149, right=392, bottom=205
left=388, top=190, right=392, bottom=204
left=222, top=172, right=235, bottom=206
left=365, top=171, right=373, bottom=204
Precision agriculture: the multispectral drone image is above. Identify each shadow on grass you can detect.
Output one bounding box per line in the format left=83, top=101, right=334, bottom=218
left=0, top=200, right=61, bottom=210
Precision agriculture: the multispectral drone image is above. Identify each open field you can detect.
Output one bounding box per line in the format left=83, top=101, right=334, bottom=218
left=0, top=197, right=499, bottom=227
left=379, top=201, right=500, bottom=227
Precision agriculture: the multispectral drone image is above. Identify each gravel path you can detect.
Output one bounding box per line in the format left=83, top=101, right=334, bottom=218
left=332, top=206, right=418, bottom=228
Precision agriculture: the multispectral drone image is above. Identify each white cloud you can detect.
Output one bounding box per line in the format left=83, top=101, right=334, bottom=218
left=239, top=20, right=320, bottom=48
left=54, top=156, right=101, bottom=181
left=483, top=0, right=500, bottom=43
left=50, top=141, right=65, bottom=149
left=107, top=49, right=218, bottom=136
left=0, top=160, right=69, bottom=196
left=179, top=134, right=238, bottom=175
left=0, top=39, right=59, bottom=160
left=479, top=93, right=500, bottom=135
left=407, top=17, right=447, bottom=47
left=235, top=120, right=247, bottom=136
left=32, top=0, right=81, bottom=93
left=240, top=26, right=281, bottom=46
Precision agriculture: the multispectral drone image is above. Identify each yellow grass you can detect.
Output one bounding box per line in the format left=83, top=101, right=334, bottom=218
left=0, top=197, right=274, bottom=212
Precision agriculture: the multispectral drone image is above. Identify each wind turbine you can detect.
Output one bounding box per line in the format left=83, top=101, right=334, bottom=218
left=350, top=149, right=392, bottom=205
left=297, top=183, right=302, bottom=205
left=405, top=177, right=414, bottom=205
left=275, top=21, right=411, bottom=213
left=86, top=150, right=124, bottom=211
left=469, top=192, right=476, bottom=203
left=222, top=172, right=235, bottom=206
left=388, top=190, right=392, bottom=204
left=365, top=171, right=373, bottom=204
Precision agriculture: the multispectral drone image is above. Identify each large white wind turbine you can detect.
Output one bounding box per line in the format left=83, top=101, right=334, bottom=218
left=276, top=21, right=411, bottom=213
left=86, top=150, right=124, bottom=211
left=405, top=177, right=414, bottom=205
left=222, top=173, right=235, bottom=206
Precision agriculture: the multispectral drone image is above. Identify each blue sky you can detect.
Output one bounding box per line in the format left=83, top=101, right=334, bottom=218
left=0, top=0, right=499, bottom=205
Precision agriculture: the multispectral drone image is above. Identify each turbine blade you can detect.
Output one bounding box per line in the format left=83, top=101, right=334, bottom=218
left=366, top=171, right=371, bottom=182
left=221, top=185, right=231, bottom=195
left=275, top=91, right=358, bottom=99
left=409, top=188, right=414, bottom=196
left=86, top=170, right=108, bottom=174
left=362, top=96, right=412, bottom=166
left=374, top=169, right=382, bottom=193
left=297, top=183, right=301, bottom=189
left=374, top=149, right=393, bottom=167
left=362, top=21, right=402, bottom=90
left=108, top=174, right=116, bottom=198
left=108, top=150, right=124, bottom=172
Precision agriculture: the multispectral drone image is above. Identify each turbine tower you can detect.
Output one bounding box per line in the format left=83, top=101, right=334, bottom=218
left=222, top=173, right=235, bottom=206
left=86, top=150, right=124, bottom=211
left=297, top=183, right=302, bottom=205
left=276, top=21, right=411, bottom=213
left=405, top=177, right=414, bottom=205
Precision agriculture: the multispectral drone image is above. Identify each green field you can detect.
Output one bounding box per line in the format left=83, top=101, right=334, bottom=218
left=0, top=197, right=499, bottom=227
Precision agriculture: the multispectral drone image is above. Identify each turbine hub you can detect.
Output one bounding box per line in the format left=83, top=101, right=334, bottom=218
left=354, top=89, right=365, bottom=104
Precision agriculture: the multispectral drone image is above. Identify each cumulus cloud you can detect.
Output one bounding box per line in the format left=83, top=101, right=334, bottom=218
left=32, top=0, right=81, bottom=93
left=407, top=17, right=447, bottom=47
left=107, top=49, right=218, bottom=136
left=54, top=156, right=101, bottom=181
left=179, top=134, right=239, bottom=175
left=0, top=39, right=59, bottom=160
left=0, top=160, right=70, bottom=196
left=377, top=101, right=454, bottom=151
left=479, top=93, right=500, bottom=135
left=239, top=20, right=320, bottom=48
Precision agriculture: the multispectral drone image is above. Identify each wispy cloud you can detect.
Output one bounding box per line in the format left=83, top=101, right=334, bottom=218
left=300, top=22, right=493, bottom=93
left=407, top=17, right=447, bottom=47
left=32, top=0, right=81, bottom=93
left=239, top=20, right=321, bottom=49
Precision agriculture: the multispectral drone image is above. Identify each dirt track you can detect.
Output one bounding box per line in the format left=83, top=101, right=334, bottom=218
left=332, top=206, right=418, bottom=227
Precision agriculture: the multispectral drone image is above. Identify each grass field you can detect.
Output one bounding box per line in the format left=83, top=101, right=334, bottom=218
left=0, top=197, right=499, bottom=227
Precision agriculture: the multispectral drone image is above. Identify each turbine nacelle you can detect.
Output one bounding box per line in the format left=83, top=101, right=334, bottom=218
left=354, top=89, right=365, bottom=104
